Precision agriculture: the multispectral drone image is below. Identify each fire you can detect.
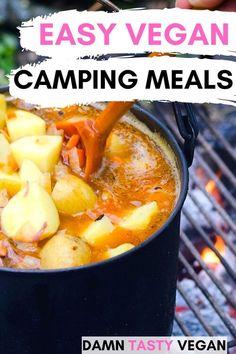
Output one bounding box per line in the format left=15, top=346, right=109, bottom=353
left=205, top=171, right=222, bottom=204
left=206, top=179, right=216, bottom=194
left=201, top=235, right=225, bottom=268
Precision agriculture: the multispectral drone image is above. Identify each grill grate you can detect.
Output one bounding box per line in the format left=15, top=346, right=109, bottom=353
left=152, top=101, right=236, bottom=351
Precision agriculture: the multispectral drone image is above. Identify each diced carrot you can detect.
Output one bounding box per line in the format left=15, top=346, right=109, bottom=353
left=110, top=156, right=123, bottom=164
left=77, top=148, right=86, bottom=168
left=66, top=134, right=80, bottom=150
left=55, top=121, right=78, bottom=136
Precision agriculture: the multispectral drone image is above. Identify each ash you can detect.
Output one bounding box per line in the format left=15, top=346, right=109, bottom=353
left=174, top=264, right=236, bottom=338
left=181, top=187, right=226, bottom=232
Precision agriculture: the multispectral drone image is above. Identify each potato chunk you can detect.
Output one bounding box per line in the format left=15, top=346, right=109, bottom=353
left=0, top=172, right=21, bottom=196
left=52, top=174, right=97, bottom=214
left=0, top=94, right=6, bottom=129
left=20, top=159, right=43, bottom=183
left=104, top=243, right=135, bottom=259
left=107, top=133, right=127, bottom=158
left=11, top=135, right=62, bottom=172
left=20, top=159, right=51, bottom=193
left=40, top=233, right=91, bottom=269
left=6, top=109, right=46, bottom=141
left=1, top=182, right=59, bottom=242
left=119, top=201, right=158, bottom=230
left=81, top=216, right=114, bottom=246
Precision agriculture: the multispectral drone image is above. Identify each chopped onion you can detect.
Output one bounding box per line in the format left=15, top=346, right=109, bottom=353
left=104, top=213, right=121, bottom=224
left=3, top=241, right=22, bottom=264
left=21, top=256, right=40, bottom=269
left=130, top=200, right=142, bottom=207
left=86, top=210, right=99, bottom=220
left=68, top=147, right=82, bottom=174
left=54, top=161, right=70, bottom=179
left=15, top=241, right=38, bottom=253
left=47, top=123, right=64, bottom=136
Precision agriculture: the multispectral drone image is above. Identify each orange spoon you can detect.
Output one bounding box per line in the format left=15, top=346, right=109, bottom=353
left=75, top=52, right=165, bottom=178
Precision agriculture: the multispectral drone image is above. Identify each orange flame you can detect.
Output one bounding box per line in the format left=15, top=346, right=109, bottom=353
left=205, top=171, right=222, bottom=204
left=201, top=236, right=225, bottom=268
left=205, top=180, right=216, bottom=194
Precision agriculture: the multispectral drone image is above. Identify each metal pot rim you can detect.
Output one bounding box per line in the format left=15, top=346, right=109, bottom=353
left=0, top=103, right=188, bottom=275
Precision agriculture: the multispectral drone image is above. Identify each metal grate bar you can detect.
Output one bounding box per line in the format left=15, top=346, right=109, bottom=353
left=179, top=251, right=236, bottom=338
left=177, top=282, right=215, bottom=336
left=182, top=209, right=236, bottom=283
left=174, top=314, right=192, bottom=336
left=190, top=171, right=236, bottom=234
left=197, top=134, right=236, bottom=188
left=197, top=108, right=236, bottom=163
left=187, top=190, right=236, bottom=257
left=194, top=153, right=236, bottom=210
left=228, top=340, right=236, bottom=349
left=180, top=231, right=236, bottom=309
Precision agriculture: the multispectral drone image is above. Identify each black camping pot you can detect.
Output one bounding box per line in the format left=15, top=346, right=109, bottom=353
left=0, top=88, right=198, bottom=354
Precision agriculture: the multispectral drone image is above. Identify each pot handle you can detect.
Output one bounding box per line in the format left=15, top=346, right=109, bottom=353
left=172, top=102, right=199, bottom=167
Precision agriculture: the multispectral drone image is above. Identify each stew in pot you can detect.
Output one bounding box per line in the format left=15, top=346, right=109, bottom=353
left=0, top=95, right=179, bottom=269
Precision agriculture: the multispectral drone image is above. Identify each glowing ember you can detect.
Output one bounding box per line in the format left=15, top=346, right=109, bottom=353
left=205, top=171, right=222, bottom=204
left=176, top=306, right=189, bottom=313
left=206, top=180, right=216, bottom=194
left=201, top=235, right=225, bottom=268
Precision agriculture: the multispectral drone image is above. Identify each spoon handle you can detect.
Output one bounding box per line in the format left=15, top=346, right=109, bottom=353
left=95, top=101, right=134, bottom=138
